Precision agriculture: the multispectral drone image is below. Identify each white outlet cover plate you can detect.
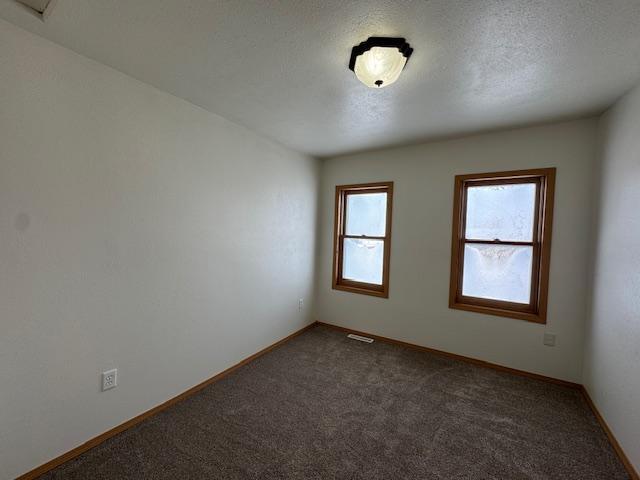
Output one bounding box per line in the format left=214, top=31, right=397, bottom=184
left=102, top=368, right=118, bottom=391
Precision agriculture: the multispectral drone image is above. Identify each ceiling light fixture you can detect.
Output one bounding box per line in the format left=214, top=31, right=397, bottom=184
left=349, top=37, right=413, bottom=89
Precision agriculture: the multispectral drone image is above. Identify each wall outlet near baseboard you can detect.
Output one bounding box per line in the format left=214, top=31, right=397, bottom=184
left=102, top=369, right=117, bottom=391
left=543, top=333, right=556, bottom=347
left=298, top=298, right=304, bottom=311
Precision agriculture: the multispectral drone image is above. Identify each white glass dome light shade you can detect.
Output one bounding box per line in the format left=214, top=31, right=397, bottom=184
left=354, top=46, right=407, bottom=88
left=349, top=37, right=413, bottom=89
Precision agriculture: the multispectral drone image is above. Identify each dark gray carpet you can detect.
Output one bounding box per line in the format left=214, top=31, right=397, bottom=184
left=39, top=325, right=629, bottom=479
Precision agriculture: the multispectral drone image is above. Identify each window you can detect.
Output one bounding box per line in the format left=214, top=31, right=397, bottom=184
left=449, top=168, right=556, bottom=323
left=332, top=182, right=393, bottom=297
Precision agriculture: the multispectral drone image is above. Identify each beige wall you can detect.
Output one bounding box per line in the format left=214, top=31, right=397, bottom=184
left=316, top=118, right=599, bottom=383
left=583, top=83, right=640, bottom=472
left=0, top=20, right=319, bottom=479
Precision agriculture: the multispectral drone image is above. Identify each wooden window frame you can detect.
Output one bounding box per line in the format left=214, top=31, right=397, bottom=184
left=332, top=182, right=393, bottom=298
left=449, top=168, right=556, bottom=324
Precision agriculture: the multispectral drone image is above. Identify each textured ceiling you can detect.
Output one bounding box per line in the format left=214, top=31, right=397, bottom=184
left=1, top=0, right=640, bottom=157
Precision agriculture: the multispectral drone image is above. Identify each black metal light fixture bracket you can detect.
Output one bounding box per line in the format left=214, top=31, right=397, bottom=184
left=348, top=37, right=413, bottom=72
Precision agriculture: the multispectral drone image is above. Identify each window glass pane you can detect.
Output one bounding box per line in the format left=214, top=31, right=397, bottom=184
left=345, top=193, right=387, bottom=236
left=465, top=183, right=536, bottom=241
left=462, top=244, right=533, bottom=304
left=343, top=238, right=384, bottom=285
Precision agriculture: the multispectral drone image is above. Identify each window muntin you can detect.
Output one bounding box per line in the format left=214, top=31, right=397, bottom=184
left=449, top=169, right=555, bottom=323
left=333, top=182, right=393, bottom=297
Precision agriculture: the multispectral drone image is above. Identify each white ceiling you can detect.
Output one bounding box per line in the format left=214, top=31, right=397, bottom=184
left=2, top=0, right=640, bottom=157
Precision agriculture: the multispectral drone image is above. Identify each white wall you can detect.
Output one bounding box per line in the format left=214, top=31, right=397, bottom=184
left=0, top=20, right=318, bottom=480
left=317, top=119, right=598, bottom=383
left=583, top=83, right=640, bottom=472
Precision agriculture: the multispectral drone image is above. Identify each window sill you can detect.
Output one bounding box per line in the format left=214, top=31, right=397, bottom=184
left=333, top=283, right=388, bottom=298
left=449, top=301, right=546, bottom=324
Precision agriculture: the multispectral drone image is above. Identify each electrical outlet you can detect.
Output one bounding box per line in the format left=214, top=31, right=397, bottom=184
left=543, top=333, right=556, bottom=347
left=102, top=368, right=117, bottom=391
left=298, top=298, right=304, bottom=311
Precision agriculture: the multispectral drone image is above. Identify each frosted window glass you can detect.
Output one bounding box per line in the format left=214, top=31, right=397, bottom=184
left=462, top=244, right=533, bottom=304
left=343, top=238, right=384, bottom=285
left=345, top=193, right=387, bottom=236
left=465, top=183, right=536, bottom=241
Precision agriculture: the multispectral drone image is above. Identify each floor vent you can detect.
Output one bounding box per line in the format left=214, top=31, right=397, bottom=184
left=347, top=334, right=374, bottom=343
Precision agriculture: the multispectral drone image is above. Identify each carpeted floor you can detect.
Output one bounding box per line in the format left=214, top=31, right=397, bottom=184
left=39, top=325, right=629, bottom=479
